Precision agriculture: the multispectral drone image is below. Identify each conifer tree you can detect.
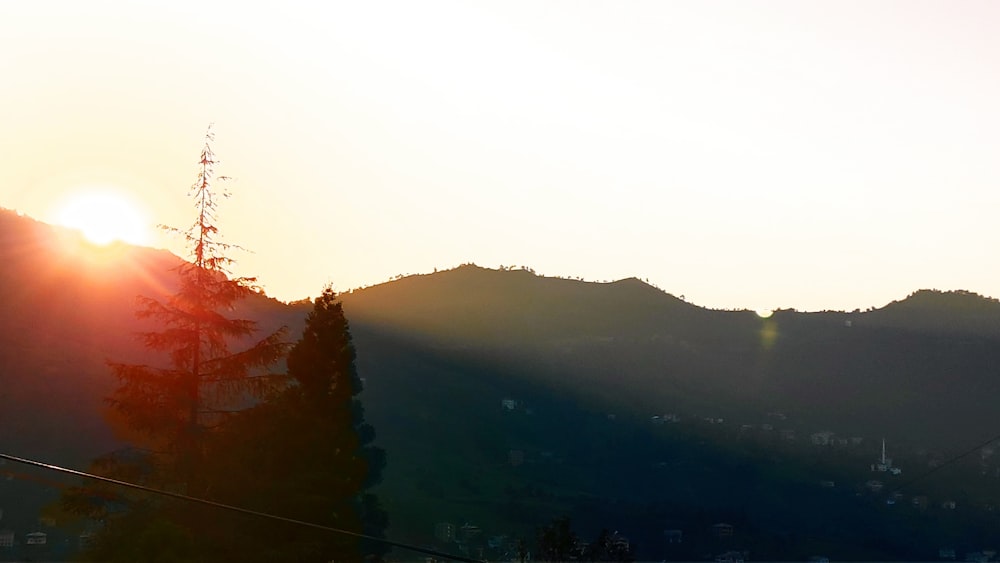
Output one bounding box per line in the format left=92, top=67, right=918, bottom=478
left=109, top=127, right=287, bottom=486
left=201, top=286, right=388, bottom=561
left=63, top=128, right=288, bottom=558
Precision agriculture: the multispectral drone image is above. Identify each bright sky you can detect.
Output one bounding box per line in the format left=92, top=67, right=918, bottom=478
left=2, top=1, right=999, bottom=312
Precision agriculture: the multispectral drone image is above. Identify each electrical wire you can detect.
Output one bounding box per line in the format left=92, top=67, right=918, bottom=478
left=0, top=452, right=484, bottom=563
left=891, top=430, right=1000, bottom=493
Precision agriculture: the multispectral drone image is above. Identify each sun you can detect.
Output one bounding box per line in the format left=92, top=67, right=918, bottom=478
left=756, top=308, right=774, bottom=319
left=51, top=189, right=151, bottom=246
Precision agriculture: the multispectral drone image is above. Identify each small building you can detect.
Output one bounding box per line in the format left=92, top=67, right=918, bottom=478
left=715, top=550, right=745, bottom=563
left=942, top=500, right=957, bottom=510
left=79, top=532, right=95, bottom=550
left=434, top=522, right=456, bottom=543
left=501, top=399, right=518, bottom=410
left=459, top=523, right=482, bottom=543
left=25, top=532, right=46, bottom=545
left=0, top=530, right=13, bottom=548
left=612, top=532, right=630, bottom=551
left=711, top=523, right=734, bottom=539
left=810, top=431, right=835, bottom=446
left=664, top=529, right=683, bottom=544
left=865, top=479, right=883, bottom=492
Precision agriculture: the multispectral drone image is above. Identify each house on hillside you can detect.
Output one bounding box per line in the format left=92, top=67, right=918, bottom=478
left=25, top=532, right=46, bottom=545
left=0, top=530, right=12, bottom=548
left=810, top=431, right=835, bottom=446
left=711, top=523, right=734, bottom=540
left=715, top=550, right=745, bottom=563
left=79, top=532, right=95, bottom=550
left=434, top=522, right=456, bottom=543
left=664, top=529, right=683, bottom=544
left=459, top=523, right=482, bottom=543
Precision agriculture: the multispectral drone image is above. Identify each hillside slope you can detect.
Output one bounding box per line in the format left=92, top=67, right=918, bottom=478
left=4, top=210, right=1000, bottom=558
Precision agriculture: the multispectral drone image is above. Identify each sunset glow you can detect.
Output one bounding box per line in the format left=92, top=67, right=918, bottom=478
left=51, top=190, right=151, bottom=247
left=2, top=1, right=999, bottom=312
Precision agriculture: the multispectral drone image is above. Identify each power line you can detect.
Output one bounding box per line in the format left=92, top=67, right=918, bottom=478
left=0, top=452, right=484, bottom=563
left=892, top=430, right=1000, bottom=493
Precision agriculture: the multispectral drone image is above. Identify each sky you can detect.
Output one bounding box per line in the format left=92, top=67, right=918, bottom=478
left=2, top=1, right=999, bottom=312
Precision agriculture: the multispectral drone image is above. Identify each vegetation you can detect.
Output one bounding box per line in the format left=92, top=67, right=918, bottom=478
left=103, top=127, right=287, bottom=492
left=56, top=132, right=384, bottom=561
left=7, top=208, right=1000, bottom=560
left=201, top=287, right=388, bottom=561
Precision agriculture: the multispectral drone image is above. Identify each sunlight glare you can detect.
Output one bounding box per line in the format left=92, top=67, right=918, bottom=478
left=51, top=189, right=151, bottom=246
left=756, top=308, right=773, bottom=319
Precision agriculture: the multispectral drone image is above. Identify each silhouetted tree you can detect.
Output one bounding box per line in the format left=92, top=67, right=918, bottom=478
left=536, top=516, right=579, bottom=562
left=62, top=128, right=287, bottom=560
left=201, top=286, right=387, bottom=561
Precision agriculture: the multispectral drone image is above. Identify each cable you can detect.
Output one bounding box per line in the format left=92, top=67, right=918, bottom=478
left=891, top=430, right=1000, bottom=493
left=0, top=452, right=484, bottom=563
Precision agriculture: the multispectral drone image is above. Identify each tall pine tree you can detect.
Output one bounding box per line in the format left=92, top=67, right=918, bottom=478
left=63, top=128, right=288, bottom=559
left=202, top=286, right=388, bottom=561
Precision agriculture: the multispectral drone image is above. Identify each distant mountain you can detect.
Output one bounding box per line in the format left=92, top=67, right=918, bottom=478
left=4, top=208, right=1000, bottom=559
left=342, top=265, right=1000, bottom=448
left=863, top=288, right=1000, bottom=337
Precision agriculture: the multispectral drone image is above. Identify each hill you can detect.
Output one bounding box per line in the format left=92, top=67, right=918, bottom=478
left=338, top=266, right=1000, bottom=557
left=4, top=209, right=1000, bottom=558
left=343, top=265, right=1000, bottom=447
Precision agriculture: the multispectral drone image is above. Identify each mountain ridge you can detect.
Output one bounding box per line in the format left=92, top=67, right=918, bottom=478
left=5, top=209, right=1000, bottom=558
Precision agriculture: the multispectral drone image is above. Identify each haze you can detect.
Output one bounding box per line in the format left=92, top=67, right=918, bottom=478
left=2, top=1, right=998, bottom=312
